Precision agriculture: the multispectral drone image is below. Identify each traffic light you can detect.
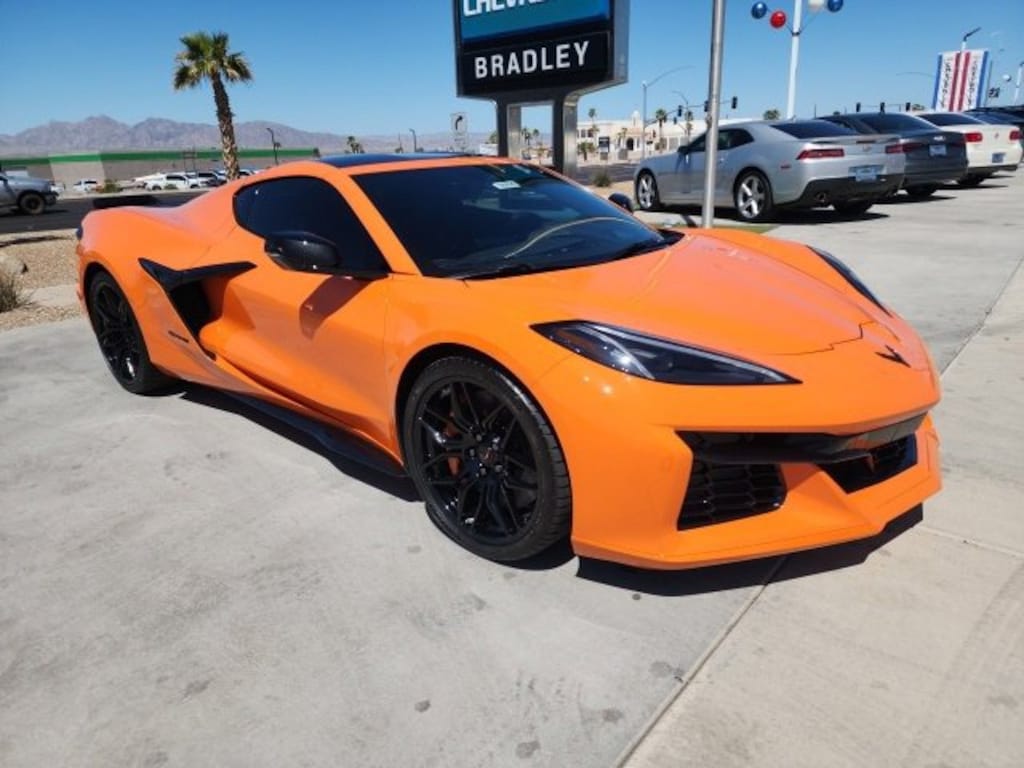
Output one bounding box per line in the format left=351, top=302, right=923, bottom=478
left=730, top=96, right=738, bottom=110
left=703, top=100, right=709, bottom=113
left=855, top=102, right=861, bottom=112
left=880, top=102, right=886, bottom=113
left=677, top=105, right=683, bottom=118
left=905, top=102, right=911, bottom=112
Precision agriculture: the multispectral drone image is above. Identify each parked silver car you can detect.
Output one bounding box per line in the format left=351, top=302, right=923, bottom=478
left=0, top=170, right=60, bottom=215
left=634, top=120, right=905, bottom=221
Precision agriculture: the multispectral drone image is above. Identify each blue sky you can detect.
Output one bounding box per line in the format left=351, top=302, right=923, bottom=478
left=1, top=0, right=1022, bottom=139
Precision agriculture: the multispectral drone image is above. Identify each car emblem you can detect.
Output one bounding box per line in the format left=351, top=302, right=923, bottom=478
left=876, top=345, right=910, bottom=367
left=934, top=135, right=945, bottom=142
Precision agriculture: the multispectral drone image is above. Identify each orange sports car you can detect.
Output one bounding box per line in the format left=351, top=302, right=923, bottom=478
left=76, top=154, right=941, bottom=570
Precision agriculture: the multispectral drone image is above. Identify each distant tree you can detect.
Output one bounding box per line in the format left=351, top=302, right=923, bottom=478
left=346, top=136, right=364, bottom=154
left=173, top=31, right=252, bottom=181
left=487, top=130, right=499, bottom=143
left=578, top=140, right=595, bottom=161
left=588, top=107, right=598, bottom=138
left=654, top=108, right=668, bottom=150
left=763, top=108, right=781, bottom=120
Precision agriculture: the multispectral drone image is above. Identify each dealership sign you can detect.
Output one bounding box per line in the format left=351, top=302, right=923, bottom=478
left=933, top=49, right=990, bottom=111
left=454, top=0, right=625, bottom=97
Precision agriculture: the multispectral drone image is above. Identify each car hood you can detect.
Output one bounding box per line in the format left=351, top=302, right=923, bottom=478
left=466, top=232, right=878, bottom=356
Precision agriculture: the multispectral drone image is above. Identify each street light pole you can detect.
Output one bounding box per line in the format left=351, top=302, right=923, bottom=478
left=960, top=26, right=981, bottom=53
left=1015, top=60, right=1024, bottom=104
left=409, top=128, right=418, bottom=152
left=266, top=127, right=279, bottom=165
left=785, top=0, right=803, bottom=119
left=641, top=65, right=692, bottom=159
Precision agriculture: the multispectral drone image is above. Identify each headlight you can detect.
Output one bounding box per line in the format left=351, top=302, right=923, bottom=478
left=810, top=247, right=887, bottom=314
left=532, top=322, right=798, bottom=385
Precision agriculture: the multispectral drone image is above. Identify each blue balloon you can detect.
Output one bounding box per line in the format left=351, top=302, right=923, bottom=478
left=751, top=2, right=768, bottom=19
left=827, top=0, right=844, bottom=11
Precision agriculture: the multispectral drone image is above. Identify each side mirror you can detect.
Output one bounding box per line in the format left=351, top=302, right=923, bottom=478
left=265, top=231, right=340, bottom=273
left=608, top=192, right=634, bottom=213
left=264, top=231, right=387, bottom=280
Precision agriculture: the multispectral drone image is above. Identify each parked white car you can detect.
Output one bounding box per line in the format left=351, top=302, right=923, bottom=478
left=72, top=179, right=100, bottom=193
left=913, top=111, right=1022, bottom=186
left=143, top=173, right=207, bottom=191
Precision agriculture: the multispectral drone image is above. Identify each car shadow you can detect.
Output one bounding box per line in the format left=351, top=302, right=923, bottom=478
left=168, top=383, right=925, bottom=585
left=875, top=192, right=956, bottom=206
left=575, top=505, right=923, bottom=596
left=178, top=384, right=420, bottom=502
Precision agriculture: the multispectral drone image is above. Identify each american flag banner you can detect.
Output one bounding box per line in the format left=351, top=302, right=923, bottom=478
left=933, top=49, right=990, bottom=111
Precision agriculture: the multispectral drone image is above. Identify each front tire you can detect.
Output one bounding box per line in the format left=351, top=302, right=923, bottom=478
left=86, top=271, right=172, bottom=394
left=402, top=357, right=571, bottom=563
left=18, top=192, right=45, bottom=216
left=635, top=172, right=661, bottom=211
left=957, top=174, right=986, bottom=188
left=733, top=170, right=774, bottom=222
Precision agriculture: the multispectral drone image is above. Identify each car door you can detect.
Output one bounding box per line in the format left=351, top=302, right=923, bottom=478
left=713, top=128, right=755, bottom=201
left=0, top=174, right=13, bottom=207
left=198, top=175, right=395, bottom=443
left=676, top=134, right=707, bottom=199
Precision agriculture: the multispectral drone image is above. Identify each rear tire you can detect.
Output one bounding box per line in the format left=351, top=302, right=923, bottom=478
left=904, top=184, right=938, bottom=198
left=957, top=174, right=986, bottom=188
left=832, top=200, right=873, bottom=216
left=402, top=356, right=571, bottom=563
left=86, top=271, right=173, bottom=394
left=18, top=192, right=45, bottom=216
left=733, top=170, right=774, bottom=222
left=635, top=172, right=661, bottom=212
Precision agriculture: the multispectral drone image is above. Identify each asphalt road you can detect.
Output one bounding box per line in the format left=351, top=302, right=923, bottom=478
left=1, top=171, right=1022, bottom=767
left=0, top=191, right=200, bottom=235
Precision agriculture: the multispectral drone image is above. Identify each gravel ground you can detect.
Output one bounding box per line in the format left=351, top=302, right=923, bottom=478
left=0, top=229, right=81, bottom=332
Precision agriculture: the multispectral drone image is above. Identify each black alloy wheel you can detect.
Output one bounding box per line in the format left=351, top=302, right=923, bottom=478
left=87, top=272, right=171, bottom=394
left=957, top=174, right=986, bottom=188
left=904, top=184, right=938, bottom=199
left=402, top=357, right=571, bottom=562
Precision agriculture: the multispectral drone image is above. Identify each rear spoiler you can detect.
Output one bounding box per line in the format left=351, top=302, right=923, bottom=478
left=91, top=194, right=164, bottom=210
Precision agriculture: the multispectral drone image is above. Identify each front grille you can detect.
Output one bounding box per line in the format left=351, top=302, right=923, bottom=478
left=678, top=461, right=786, bottom=530
left=821, top=436, right=917, bottom=493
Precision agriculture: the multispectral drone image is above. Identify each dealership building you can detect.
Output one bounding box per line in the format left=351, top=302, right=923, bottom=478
left=0, top=147, right=318, bottom=190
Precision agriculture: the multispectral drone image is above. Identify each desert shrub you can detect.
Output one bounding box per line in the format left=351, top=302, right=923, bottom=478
left=0, top=271, right=30, bottom=313
left=591, top=169, right=612, bottom=187
left=100, top=180, right=120, bottom=193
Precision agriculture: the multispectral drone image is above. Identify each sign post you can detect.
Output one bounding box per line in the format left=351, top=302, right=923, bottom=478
left=453, top=0, right=629, bottom=175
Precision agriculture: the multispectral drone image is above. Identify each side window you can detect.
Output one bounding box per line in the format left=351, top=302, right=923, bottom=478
left=233, top=176, right=388, bottom=273
left=726, top=129, right=754, bottom=149
left=688, top=135, right=707, bottom=153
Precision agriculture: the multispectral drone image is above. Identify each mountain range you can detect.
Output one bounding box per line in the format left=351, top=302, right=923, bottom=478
left=0, top=116, right=492, bottom=156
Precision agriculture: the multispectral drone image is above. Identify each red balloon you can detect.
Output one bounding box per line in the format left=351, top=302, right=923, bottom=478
left=770, top=9, right=787, bottom=28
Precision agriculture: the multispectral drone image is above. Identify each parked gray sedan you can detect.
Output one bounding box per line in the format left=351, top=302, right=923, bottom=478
left=634, top=120, right=905, bottom=222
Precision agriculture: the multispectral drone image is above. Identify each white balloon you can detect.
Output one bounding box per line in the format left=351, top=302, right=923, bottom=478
left=808, top=0, right=826, bottom=12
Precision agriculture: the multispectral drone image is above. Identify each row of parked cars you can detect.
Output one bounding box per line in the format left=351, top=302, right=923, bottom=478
left=128, top=168, right=260, bottom=191
left=634, top=108, right=1022, bottom=222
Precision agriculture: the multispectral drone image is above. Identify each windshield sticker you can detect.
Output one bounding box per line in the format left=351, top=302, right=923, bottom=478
left=492, top=180, right=521, bottom=190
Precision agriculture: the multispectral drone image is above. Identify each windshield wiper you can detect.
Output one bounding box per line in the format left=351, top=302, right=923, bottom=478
left=452, top=261, right=546, bottom=280
left=606, top=237, right=674, bottom=262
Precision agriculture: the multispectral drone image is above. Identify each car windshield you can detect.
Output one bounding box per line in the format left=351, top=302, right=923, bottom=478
left=773, top=121, right=857, bottom=139
left=859, top=113, right=934, bottom=132
left=920, top=112, right=983, bottom=126
left=355, top=163, right=677, bottom=278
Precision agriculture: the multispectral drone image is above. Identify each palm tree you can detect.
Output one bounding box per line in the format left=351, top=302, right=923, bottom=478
left=173, top=31, right=252, bottom=181
left=654, top=108, right=668, bottom=150
left=587, top=107, right=598, bottom=138
left=346, top=136, right=364, bottom=154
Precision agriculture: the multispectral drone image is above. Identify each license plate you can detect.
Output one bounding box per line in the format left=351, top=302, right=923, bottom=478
left=850, top=165, right=880, bottom=182
left=929, top=144, right=947, bottom=157
left=993, top=152, right=1006, bottom=163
